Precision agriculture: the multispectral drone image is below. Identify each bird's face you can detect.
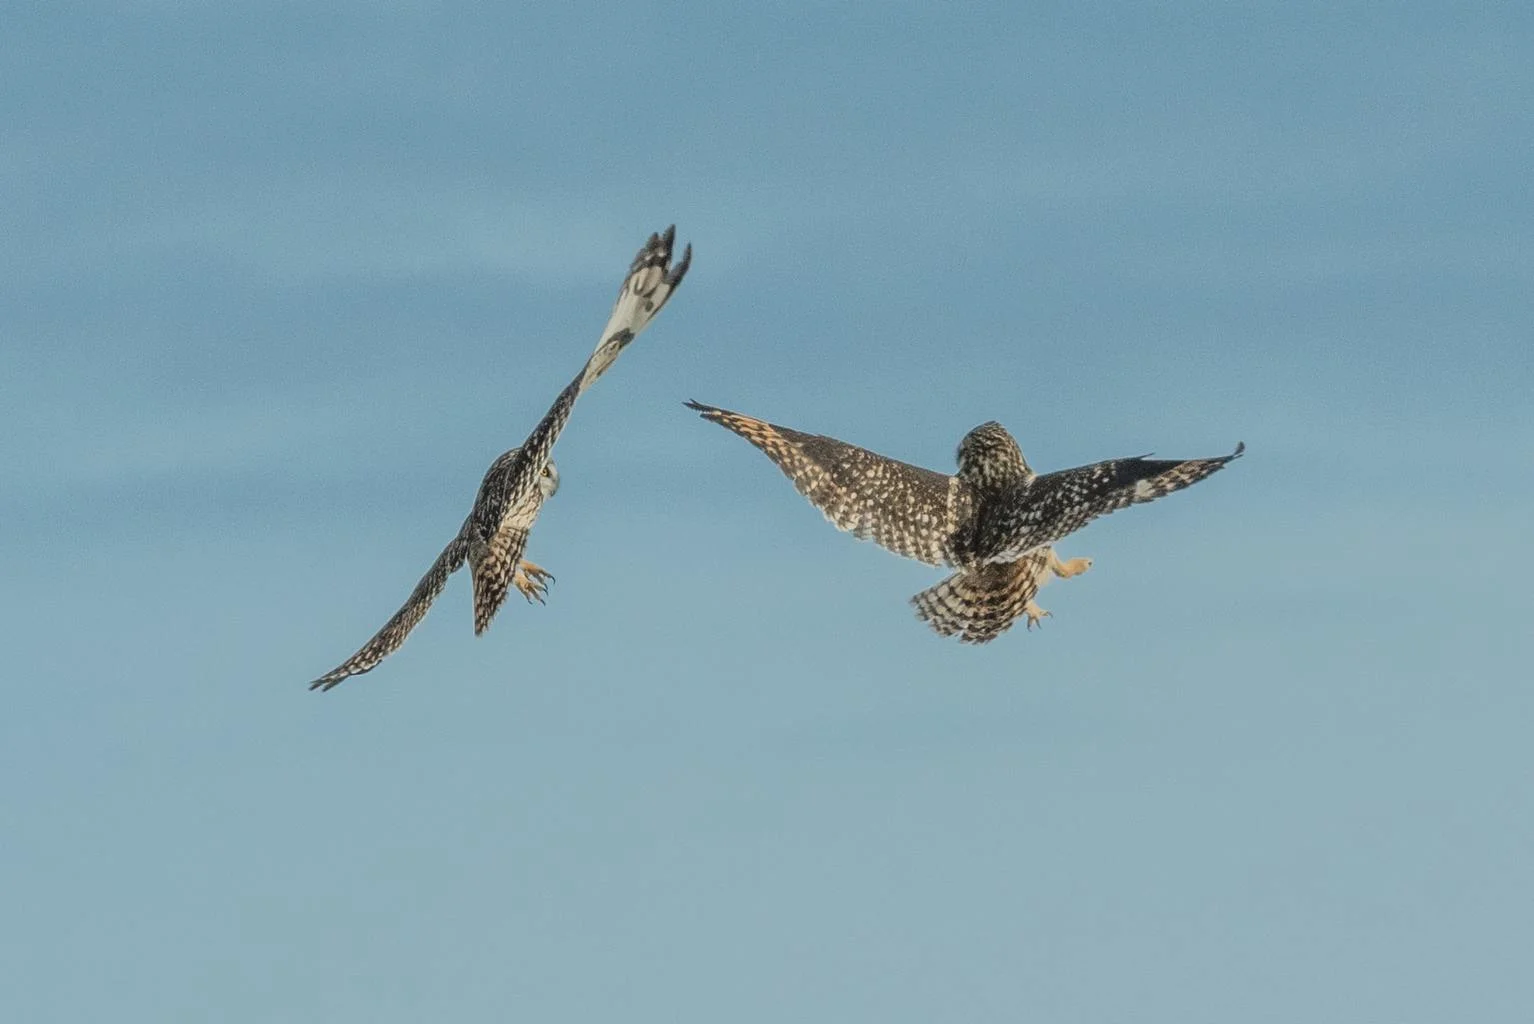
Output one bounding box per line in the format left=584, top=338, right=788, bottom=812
left=539, top=460, right=560, bottom=498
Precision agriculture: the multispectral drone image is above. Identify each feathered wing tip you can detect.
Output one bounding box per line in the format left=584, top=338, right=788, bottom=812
left=684, top=398, right=731, bottom=423
left=641, top=225, right=693, bottom=287
left=684, top=400, right=776, bottom=448
left=311, top=658, right=370, bottom=692
left=683, top=400, right=802, bottom=469
left=1132, top=441, right=1246, bottom=504
left=583, top=225, right=692, bottom=387
left=308, top=536, right=469, bottom=691
left=911, top=553, right=1051, bottom=644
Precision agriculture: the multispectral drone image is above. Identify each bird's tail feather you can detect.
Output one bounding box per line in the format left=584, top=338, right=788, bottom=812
left=469, top=524, right=531, bottom=636
left=912, top=552, right=1053, bottom=644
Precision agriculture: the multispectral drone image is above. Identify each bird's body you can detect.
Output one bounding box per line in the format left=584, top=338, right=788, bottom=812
left=687, top=402, right=1241, bottom=643
left=309, top=227, right=691, bottom=690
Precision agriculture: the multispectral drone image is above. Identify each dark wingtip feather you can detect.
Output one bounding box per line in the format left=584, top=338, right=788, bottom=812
left=1231, top=441, right=1246, bottom=459
left=669, top=242, right=692, bottom=285
left=684, top=399, right=715, bottom=415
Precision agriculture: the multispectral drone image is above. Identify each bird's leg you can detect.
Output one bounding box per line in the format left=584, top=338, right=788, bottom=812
left=513, top=559, right=555, bottom=604
left=1024, top=600, right=1052, bottom=630
left=1022, top=550, right=1086, bottom=630
left=1049, top=550, right=1093, bottom=579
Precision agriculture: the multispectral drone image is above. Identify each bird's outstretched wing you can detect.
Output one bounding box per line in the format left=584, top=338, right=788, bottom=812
left=985, top=443, right=1245, bottom=563
left=687, top=401, right=969, bottom=567
left=308, top=226, right=690, bottom=689
left=309, top=534, right=470, bottom=691
left=471, top=228, right=691, bottom=630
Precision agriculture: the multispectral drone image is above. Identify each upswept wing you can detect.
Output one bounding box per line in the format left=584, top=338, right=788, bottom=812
left=583, top=225, right=692, bottom=388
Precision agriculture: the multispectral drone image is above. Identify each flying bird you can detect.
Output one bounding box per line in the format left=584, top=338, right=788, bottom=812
left=309, top=226, right=691, bottom=690
left=686, top=403, right=1241, bottom=643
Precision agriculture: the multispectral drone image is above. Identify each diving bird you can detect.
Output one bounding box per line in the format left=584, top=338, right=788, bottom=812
left=309, top=226, right=691, bottom=690
left=686, top=402, right=1241, bottom=643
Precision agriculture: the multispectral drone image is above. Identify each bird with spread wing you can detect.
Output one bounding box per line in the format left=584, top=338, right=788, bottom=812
left=310, top=226, right=691, bottom=690
left=687, top=403, right=1241, bottom=643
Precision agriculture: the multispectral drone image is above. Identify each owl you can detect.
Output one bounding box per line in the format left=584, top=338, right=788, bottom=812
left=309, top=226, right=691, bottom=690
left=686, top=402, right=1242, bottom=642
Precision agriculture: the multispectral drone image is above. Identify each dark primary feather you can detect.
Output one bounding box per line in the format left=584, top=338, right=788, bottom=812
left=686, top=401, right=968, bottom=567
left=979, top=442, right=1245, bottom=563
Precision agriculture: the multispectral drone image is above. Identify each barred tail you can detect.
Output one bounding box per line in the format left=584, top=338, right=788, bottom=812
left=472, top=556, right=511, bottom=636
left=469, top=524, right=531, bottom=636
left=911, top=551, right=1052, bottom=644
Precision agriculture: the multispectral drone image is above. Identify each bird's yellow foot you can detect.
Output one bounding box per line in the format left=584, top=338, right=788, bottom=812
left=514, top=561, right=554, bottom=604
left=1025, top=600, right=1052, bottom=630
left=1052, top=555, right=1093, bottom=579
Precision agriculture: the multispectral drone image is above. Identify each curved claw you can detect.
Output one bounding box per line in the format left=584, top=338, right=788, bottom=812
left=513, top=563, right=553, bottom=605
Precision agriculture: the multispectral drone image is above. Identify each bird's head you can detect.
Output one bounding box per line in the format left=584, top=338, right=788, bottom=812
left=539, top=459, right=560, bottom=498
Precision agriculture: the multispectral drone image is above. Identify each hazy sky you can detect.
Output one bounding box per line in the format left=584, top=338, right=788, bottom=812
left=4, top=3, right=1532, bottom=1021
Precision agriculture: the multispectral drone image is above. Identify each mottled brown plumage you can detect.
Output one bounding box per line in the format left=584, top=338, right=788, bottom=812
left=308, top=226, right=691, bottom=691
left=688, top=402, right=1240, bottom=642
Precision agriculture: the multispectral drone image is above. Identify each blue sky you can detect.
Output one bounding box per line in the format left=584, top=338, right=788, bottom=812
left=4, top=2, right=1532, bottom=1020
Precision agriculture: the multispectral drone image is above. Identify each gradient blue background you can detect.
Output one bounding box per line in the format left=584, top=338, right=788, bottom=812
left=4, top=2, right=1532, bottom=1020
